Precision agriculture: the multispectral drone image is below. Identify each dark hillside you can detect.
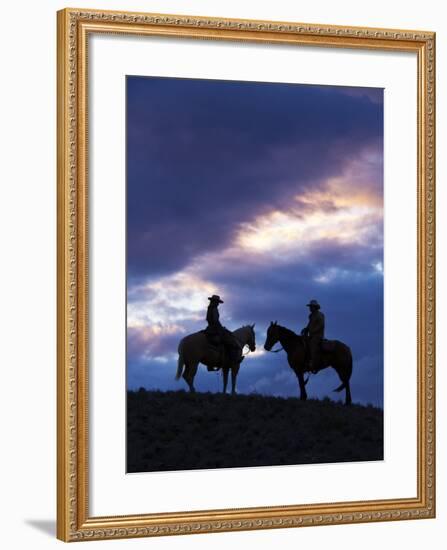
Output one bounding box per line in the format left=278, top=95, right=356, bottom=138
left=127, top=389, right=383, bottom=473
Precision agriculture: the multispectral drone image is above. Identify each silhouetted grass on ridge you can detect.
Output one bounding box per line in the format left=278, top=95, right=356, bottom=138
left=127, top=389, right=383, bottom=473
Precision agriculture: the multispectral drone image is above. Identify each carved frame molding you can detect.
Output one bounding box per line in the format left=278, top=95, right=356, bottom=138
left=57, top=8, right=435, bottom=542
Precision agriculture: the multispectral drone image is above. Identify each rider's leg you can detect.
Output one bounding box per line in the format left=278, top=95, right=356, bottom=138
left=220, top=331, right=242, bottom=364
left=309, top=337, right=321, bottom=373
left=205, top=332, right=222, bottom=370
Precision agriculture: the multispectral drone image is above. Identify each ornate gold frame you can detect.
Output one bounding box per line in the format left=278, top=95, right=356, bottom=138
left=57, top=7, right=436, bottom=542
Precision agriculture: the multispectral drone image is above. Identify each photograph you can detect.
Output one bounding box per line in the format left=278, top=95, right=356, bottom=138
left=125, top=75, right=385, bottom=473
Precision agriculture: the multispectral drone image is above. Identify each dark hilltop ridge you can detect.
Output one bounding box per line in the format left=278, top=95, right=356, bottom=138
left=127, top=389, right=383, bottom=473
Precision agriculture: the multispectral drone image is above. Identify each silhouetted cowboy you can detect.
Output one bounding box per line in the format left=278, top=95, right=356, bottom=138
left=205, top=295, right=242, bottom=371
left=301, top=299, right=325, bottom=374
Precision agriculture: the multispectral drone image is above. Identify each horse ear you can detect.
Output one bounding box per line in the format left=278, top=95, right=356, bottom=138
left=274, top=320, right=278, bottom=325
left=251, top=323, right=255, bottom=329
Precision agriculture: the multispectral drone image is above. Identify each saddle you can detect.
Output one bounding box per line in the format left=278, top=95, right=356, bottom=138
left=201, top=329, right=225, bottom=370
left=321, top=339, right=337, bottom=352
left=303, top=338, right=337, bottom=352
left=302, top=338, right=337, bottom=372
left=201, top=328, right=221, bottom=348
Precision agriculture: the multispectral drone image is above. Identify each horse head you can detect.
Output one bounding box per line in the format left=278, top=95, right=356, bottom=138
left=247, top=323, right=256, bottom=352
left=264, top=321, right=280, bottom=351
left=233, top=324, right=256, bottom=352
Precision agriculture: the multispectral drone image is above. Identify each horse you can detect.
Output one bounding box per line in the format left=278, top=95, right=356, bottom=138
left=175, top=324, right=256, bottom=395
left=263, top=321, right=353, bottom=405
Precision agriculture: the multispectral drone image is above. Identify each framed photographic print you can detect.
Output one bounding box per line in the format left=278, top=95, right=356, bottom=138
left=57, top=7, right=436, bottom=542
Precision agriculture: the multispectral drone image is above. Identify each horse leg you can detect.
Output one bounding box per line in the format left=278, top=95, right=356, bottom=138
left=296, top=370, right=308, bottom=401
left=222, top=367, right=229, bottom=394
left=183, top=362, right=198, bottom=393
left=230, top=364, right=239, bottom=395
left=333, top=364, right=352, bottom=406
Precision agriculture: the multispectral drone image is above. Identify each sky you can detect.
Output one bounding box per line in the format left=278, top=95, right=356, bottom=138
left=126, top=76, right=384, bottom=407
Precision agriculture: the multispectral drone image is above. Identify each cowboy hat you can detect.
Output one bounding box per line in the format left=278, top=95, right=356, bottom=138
left=306, top=299, right=320, bottom=308
left=208, top=295, right=224, bottom=304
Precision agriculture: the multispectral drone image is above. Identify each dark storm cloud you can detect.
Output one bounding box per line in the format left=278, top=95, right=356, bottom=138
left=126, top=76, right=383, bottom=280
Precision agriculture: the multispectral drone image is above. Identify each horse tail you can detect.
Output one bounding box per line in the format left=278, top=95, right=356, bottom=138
left=332, top=345, right=353, bottom=392
left=347, top=347, right=353, bottom=379
left=175, top=340, right=185, bottom=380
